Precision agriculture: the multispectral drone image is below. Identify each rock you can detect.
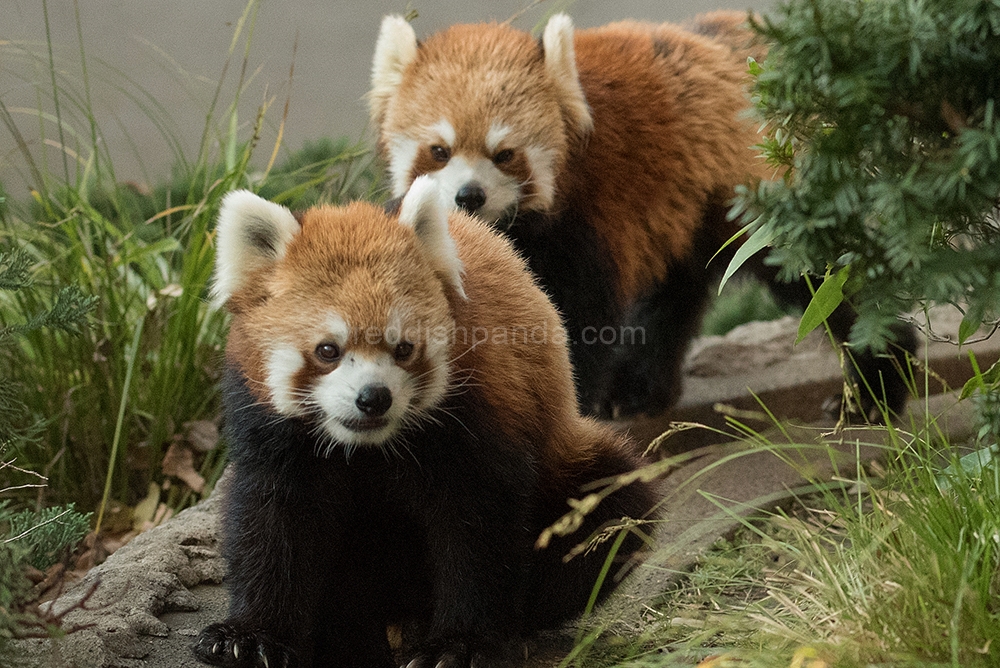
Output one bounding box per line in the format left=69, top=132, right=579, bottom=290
left=12, top=493, right=225, bottom=667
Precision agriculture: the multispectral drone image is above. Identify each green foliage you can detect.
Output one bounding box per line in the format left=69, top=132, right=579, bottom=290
left=0, top=539, right=31, bottom=655
left=0, top=252, right=97, bottom=342
left=794, top=267, right=848, bottom=344
left=256, top=137, right=382, bottom=208
left=0, top=495, right=91, bottom=657
left=702, top=278, right=796, bottom=336
left=974, top=388, right=1000, bottom=440
left=0, top=248, right=97, bottom=453
left=4, top=503, right=92, bottom=571
left=0, top=180, right=228, bottom=511
left=1, top=146, right=376, bottom=513
left=0, top=242, right=95, bottom=657
left=962, top=350, right=1000, bottom=440
left=0, top=1, right=380, bottom=662
left=0, top=3, right=380, bottom=514
left=740, top=0, right=1000, bottom=352
left=777, top=440, right=1000, bottom=666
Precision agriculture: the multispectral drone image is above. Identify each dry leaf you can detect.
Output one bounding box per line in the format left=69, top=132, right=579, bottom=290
left=161, top=442, right=206, bottom=493
left=152, top=502, right=174, bottom=526
left=696, top=654, right=743, bottom=667
left=183, top=420, right=220, bottom=453
left=132, top=482, right=160, bottom=532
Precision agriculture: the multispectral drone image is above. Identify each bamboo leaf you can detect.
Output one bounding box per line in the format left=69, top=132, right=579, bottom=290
left=718, top=219, right=774, bottom=294
left=796, top=266, right=849, bottom=344
left=958, top=301, right=986, bottom=345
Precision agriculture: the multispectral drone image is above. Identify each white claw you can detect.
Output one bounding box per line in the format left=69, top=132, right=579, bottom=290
left=435, top=662, right=446, bottom=668
left=212, top=642, right=222, bottom=655
left=258, top=644, right=270, bottom=668
left=405, top=661, right=420, bottom=668
left=232, top=642, right=240, bottom=660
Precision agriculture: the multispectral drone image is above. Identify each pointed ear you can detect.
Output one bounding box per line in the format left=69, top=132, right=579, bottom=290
left=369, top=15, right=419, bottom=130
left=212, top=190, right=300, bottom=307
left=399, top=176, right=466, bottom=300
left=542, top=14, right=593, bottom=138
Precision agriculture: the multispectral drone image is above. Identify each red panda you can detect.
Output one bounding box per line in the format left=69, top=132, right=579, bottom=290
left=193, top=178, right=657, bottom=668
left=369, top=12, right=915, bottom=421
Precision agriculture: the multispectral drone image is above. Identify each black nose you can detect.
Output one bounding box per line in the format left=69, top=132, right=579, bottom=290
left=356, top=385, right=392, bottom=417
left=455, top=183, right=487, bottom=213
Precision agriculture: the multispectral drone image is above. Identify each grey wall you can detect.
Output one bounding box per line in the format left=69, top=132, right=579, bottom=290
left=1, top=1, right=772, bottom=191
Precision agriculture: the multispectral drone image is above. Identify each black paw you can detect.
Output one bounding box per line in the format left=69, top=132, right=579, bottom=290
left=400, top=638, right=515, bottom=668
left=193, top=623, right=292, bottom=668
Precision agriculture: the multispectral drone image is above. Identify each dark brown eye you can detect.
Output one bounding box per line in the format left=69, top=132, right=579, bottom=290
left=315, top=343, right=341, bottom=364
left=493, top=149, right=515, bottom=165
left=394, top=341, right=415, bottom=361
left=430, top=145, right=451, bottom=163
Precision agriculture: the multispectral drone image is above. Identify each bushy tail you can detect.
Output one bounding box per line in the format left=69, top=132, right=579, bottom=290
left=525, top=422, right=658, bottom=631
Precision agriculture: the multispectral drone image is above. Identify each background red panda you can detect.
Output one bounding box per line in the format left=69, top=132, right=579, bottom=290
left=369, top=11, right=916, bottom=422
left=193, top=178, right=657, bottom=668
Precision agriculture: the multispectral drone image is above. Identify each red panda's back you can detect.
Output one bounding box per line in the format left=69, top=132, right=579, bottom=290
left=567, top=17, right=767, bottom=303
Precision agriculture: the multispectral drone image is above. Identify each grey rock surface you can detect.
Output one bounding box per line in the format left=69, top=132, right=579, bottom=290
left=12, top=493, right=226, bottom=667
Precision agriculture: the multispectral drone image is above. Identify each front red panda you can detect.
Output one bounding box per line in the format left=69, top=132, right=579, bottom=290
left=193, top=178, right=657, bottom=668
left=369, top=12, right=916, bottom=422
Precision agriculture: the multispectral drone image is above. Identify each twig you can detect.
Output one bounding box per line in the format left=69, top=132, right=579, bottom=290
left=1, top=483, right=49, bottom=493
left=902, top=313, right=1000, bottom=345
left=1, top=458, right=49, bottom=481
left=16, top=576, right=102, bottom=639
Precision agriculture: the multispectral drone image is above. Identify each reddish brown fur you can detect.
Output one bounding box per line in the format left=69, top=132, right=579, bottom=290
left=375, top=12, right=768, bottom=305
left=566, top=18, right=768, bottom=302
left=379, top=23, right=572, bottom=209
left=377, top=24, right=569, bottom=156
left=224, top=201, right=622, bottom=473
left=225, top=202, right=451, bottom=408
left=367, top=11, right=913, bottom=429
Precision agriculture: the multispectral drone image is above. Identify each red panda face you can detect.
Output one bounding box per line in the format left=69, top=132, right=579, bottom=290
left=249, top=282, right=452, bottom=455
left=371, top=18, right=593, bottom=226
left=214, top=181, right=464, bottom=457
left=384, top=111, right=563, bottom=226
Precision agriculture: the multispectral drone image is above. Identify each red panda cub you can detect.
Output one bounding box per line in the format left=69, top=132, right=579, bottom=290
left=370, top=12, right=916, bottom=421
left=192, top=178, right=657, bottom=668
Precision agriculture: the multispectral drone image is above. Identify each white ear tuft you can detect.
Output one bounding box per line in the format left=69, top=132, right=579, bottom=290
left=399, top=176, right=466, bottom=299
left=542, top=13, right=593, bottom=137
left=212, top=190, right=300, bottom=307
left=369, top=15, right=419, bottom=128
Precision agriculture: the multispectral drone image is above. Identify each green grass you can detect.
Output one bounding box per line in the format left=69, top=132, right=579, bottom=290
left=570, top=415, right=1000, bottom=668
left=0, top=0, right=382, bottom=518
left=701, top=278, right=797, bottom=337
